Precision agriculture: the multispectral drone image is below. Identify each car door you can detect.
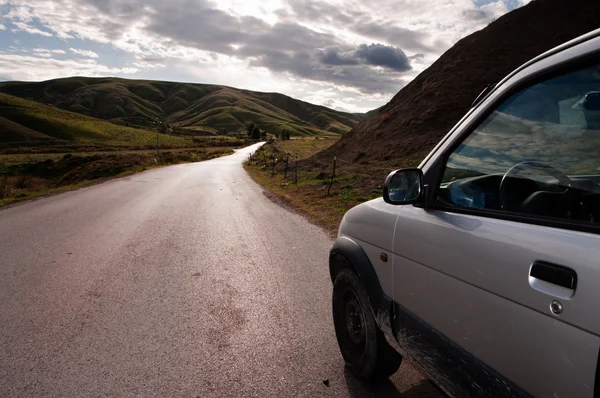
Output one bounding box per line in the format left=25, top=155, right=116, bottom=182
left=391, top=53, right=600, bottom=396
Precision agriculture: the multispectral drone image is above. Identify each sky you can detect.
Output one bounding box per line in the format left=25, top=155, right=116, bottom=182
left=0, top=0, right=531, bottom=113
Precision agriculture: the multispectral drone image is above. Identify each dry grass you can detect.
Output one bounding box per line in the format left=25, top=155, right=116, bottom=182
left=0, top=148, right=233, bottom=207
left=0, top=146, right=234, bottom=166
left=245, top=140, right=388, bottom=234
left=272, top=136, right=340, bottom=160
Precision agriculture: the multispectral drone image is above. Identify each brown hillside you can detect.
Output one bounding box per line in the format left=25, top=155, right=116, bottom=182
left=316, top=0, right=600, bottom=166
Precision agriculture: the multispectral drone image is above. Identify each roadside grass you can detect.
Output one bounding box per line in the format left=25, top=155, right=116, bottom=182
left=245, top=139, right=428, bottom=234
left=0, top=147, right=233, bottom=207
left=272, top=136, right=340, bottom=160
left=0, top=147, right=234, bottom=165
left=244, top=139, right=380, bottom=233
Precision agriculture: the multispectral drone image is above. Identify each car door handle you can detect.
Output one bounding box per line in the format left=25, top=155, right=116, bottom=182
left=529, top=261, right=577, bottom=299
left=530, top=262, right=577, bottom=289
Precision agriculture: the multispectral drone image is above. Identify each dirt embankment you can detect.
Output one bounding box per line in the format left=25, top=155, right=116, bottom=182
left=314, top=0, right=600, bottom=169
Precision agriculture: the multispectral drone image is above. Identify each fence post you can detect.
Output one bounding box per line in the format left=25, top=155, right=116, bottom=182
left=294, top=156, right=298, bottom=184
left=327, top=156, right=337, bottom=195
left=271, top=153, right=276, bottom=176
left=284, top=155, right=289, bottom=179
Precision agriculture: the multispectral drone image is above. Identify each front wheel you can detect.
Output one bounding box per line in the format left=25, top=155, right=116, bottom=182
left=332, top=269, right=402, bottom=379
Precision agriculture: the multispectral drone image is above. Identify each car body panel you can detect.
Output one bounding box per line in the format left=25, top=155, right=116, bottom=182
left=392, top=206, right=600, bottom=397
left=337, top=198, right=399, bottom=298
left=393, top=302, right=533, bottom=398
left=393, top=206, right=600, bottom=336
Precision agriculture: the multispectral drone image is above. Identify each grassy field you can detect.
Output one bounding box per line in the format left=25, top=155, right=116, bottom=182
left=0, top=148, right=233, bottom=207
left=271, top=136, right=340, bottom=159
left=244, top=137, right=398, bottom=233
left=0, top=93, right=193, bottom=148
left=0, top=77, right=363, bottom=137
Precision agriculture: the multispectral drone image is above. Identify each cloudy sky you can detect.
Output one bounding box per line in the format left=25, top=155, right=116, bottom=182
left=0, top=0, right=529, bottom=112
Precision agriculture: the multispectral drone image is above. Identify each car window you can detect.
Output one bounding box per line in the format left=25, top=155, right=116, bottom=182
left=438, top=62, right=600, bottom=224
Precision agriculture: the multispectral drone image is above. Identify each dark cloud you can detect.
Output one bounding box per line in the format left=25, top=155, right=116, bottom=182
left=315, top=44, right=411, bottom=71
left=315, top=46, right=359, bottom=66
left=250, top=50, right=406, bottom=93
left=354, top=43, right=411, bottom=71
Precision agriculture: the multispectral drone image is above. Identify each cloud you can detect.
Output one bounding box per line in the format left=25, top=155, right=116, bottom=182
left=314, top=43, right=411, bottom=72
left=32, top=48, right=53, bottom=57
left=283, top=0, right=358, bottom=25
left=250, top=50, right=407, bottom=94
left=464, top=1, right=511, bottom=20
left=354, top=44, right=411, bottom=71
left=30, top=48, right=67, bottom=57
left=69, top=48, right=99, bottom=58
left=11, top=21, right=53, bottom=36
left=315, top=46, right=359, bottom=66
left=0, top=53, right=139, bottom=81
left=0, top=24, right=6, bottom=30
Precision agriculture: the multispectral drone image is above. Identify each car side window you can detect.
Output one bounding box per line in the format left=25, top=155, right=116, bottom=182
left=437, top=62, right=600, bottom=224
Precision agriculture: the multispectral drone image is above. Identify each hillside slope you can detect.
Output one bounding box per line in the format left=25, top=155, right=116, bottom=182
left=0, top=92, right=191, bottom=148
left=0, top=78, right=363, bottom=137
left=317, top=0, right=600, bottom=165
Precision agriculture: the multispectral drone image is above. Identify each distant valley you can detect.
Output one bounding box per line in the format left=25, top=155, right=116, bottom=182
left=0, top=77, right=363, bottom=140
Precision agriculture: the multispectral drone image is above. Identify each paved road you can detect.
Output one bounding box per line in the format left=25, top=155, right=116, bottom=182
left=0, top=143, right=440, bottom=397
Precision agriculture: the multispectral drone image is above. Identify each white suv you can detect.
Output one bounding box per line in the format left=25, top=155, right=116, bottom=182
left=330, top=28, right=600, bottom=398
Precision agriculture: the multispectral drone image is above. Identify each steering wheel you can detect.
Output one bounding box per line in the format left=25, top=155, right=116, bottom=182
left=499, top=161, right=572, bottom=211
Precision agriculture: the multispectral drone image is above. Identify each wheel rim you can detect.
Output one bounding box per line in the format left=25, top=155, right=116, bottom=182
left=342, top=289, right=366, bottom=354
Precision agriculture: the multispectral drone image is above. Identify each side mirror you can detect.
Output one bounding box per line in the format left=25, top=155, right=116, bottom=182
left=383, top=168, right=424, bottom=205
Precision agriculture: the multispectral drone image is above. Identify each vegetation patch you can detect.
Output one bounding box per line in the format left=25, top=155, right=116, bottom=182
left=244, top=138, right=411, bottom=234
left=0, top=77, right=364, bottom=137
left=0, top=148, right=232, bottom=207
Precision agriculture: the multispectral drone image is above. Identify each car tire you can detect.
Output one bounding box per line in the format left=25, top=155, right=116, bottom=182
left=332, top=268, right=402, bottom=379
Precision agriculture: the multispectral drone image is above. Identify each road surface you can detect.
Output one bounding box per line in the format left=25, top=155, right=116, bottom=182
left=0, top=143, right=440, bottom=397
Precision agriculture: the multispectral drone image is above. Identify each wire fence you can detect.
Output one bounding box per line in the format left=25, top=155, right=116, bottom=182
left=249, top=146, right=394, bottom=195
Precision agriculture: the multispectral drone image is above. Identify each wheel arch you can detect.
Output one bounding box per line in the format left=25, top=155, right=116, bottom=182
left=329, top=236, right=394, bottom=337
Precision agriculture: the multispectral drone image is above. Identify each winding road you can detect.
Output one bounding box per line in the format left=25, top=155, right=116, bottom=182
left=0, top=143, right=440, bottom=397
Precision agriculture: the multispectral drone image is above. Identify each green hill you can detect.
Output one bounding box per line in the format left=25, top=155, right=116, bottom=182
left=0, top=77, right=363, bottom=137
left=0, top=92, right=192, bottom=148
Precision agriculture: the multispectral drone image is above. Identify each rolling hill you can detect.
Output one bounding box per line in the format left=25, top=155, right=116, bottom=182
left=314, top=0, right=600, bottom=166
left=0, top=92, right=192, bottom=148
left=0, top=77, right=363, bottom=137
